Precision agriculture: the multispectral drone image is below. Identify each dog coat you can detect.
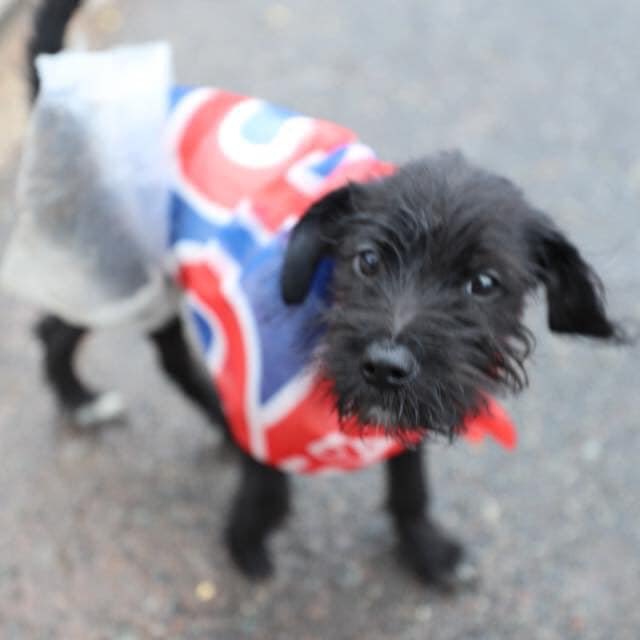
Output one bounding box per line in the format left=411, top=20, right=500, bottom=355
left=2, top=43, right=515, bottom=473
left=168, top=87, right=517, bottom=473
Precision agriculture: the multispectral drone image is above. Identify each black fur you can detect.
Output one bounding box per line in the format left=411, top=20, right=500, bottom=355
left=27, top=0, right=623, bottom=588
left=28, top=0, right=84, bottom=98
left=283, top=154, right=620, bottom=441
left=34, top=315, right=94, bottom=411
left=149, top=317, right=231, bottom=432
left=387, top=446, right=468, bottom=588
left=226, top=454, right=291, bottom=579
left=528, top=220, right=621, bottom=338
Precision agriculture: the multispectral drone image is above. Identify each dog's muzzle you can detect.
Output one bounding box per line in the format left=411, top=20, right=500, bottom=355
left=360, top=340, right=418, bottom=389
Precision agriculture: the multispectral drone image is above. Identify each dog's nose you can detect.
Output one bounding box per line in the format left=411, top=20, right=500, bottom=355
left=361, top=341, right=417, bottom=388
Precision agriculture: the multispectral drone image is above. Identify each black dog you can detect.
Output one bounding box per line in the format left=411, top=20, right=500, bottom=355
left=27, top=0, right=622, bottom=588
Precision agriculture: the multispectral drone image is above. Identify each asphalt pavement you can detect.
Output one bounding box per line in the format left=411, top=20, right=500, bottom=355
left=0, top=1, right=638, bottom=639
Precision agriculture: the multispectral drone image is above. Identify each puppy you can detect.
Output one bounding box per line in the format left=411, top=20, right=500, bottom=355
left=22, top=0, right=622, bottom=588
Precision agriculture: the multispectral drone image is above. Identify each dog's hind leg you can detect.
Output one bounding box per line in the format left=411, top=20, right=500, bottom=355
left=386, top=446, right=479, bottom=590
left=150, top=318, right=287, bottom=577
left=148, top=315, right=230, bottom=435
left=225, top=454, right=290, bottom=579
left=35, top=314, right=125, bottom=426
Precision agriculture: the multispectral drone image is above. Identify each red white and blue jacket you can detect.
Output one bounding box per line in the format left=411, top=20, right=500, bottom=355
left=167, top=87, right=517, bottom=474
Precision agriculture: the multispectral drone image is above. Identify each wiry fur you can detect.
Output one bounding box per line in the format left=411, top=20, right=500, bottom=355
left=27, top=0, right=624, bottom=589
left=283, top=153, right=621, bottom=443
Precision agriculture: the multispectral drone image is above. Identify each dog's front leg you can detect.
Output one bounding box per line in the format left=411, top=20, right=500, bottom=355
left=386, top=446, right=478, bottom=589
left=226, top=453, right=290, bottom=579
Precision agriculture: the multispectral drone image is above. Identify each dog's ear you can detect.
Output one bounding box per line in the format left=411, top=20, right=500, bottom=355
left=281, top=185, right=356, bottom=304
left=528, top=218, right=619, bottom=339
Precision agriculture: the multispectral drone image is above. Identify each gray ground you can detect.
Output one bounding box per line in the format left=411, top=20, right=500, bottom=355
left=0, top=1, right=638, bottom=639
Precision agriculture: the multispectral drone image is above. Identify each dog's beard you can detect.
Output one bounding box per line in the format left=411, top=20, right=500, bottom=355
left=328, top=370, right=476, bottom=441
left=318, top=320, right=533, bottom=442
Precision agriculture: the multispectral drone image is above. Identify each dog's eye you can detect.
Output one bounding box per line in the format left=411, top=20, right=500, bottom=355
left=354, top=249, right=380, bottom=277
left=465, top=271, right=501, bottom=297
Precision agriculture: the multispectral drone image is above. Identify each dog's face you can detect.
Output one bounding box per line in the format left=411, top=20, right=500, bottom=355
left=281, top=152, right=619, bottom=439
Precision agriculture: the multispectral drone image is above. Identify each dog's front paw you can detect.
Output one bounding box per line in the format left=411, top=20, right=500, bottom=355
left=396, top=518, right=479, bottom=591
left=226, top=531, right=274, bottom=580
